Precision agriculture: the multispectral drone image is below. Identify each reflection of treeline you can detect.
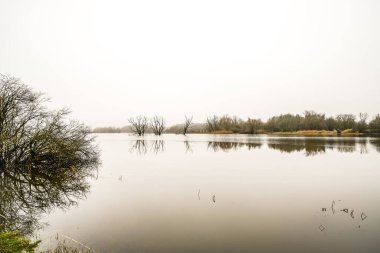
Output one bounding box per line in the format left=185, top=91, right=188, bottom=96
left=92, top=111, right=380, bottom=134
left=127, top=138, right=380, bottom=155
left=207, top=138, right=377, bottom=155
left=370, top=139, right=380, bottom=153
left=207, top=142, right=262, bottom=152
left=267, top=138, right=367, bottom=155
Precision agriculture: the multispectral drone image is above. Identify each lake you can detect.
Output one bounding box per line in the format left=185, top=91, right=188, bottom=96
left=37, top=134, right=380, bottom=253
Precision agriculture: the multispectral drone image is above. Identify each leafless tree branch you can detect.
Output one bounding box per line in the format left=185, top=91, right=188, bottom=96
left=150, top=116, right=165, bottom=135
left=182, top=116, right=193, bottom=135
left=128, top=116, right=148, bottom=136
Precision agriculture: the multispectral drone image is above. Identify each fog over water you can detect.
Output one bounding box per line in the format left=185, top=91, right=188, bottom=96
left=1, top=0, right=379, bottom=126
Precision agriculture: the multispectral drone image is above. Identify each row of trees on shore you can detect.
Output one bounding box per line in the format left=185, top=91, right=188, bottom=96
left=205, top=111, right=380, bottom=134
left=93, top=111, right=380, bottom=135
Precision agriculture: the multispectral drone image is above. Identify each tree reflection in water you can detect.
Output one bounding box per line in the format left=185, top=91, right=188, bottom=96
left=127, top=138, right=380, bottom=156
left=0, top=166, right=98, bottom=236
left=207, top=142, right=262, bottom=152
left=370, top=139, right=380, bottom=153
left=151, top=140, right=165, bottom=154
left=129, top=140, right=165, bottom=154
left=266, top=138, right=369, bottom=156
left=129, top=140, right=147, bottom=155
left=0, top=161, right=98, bottom=237
left=184, top=141, right=193, bottom=153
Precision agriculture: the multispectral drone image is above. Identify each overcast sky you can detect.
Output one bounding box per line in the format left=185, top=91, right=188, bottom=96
left=0, top=0, right=379, bottom=127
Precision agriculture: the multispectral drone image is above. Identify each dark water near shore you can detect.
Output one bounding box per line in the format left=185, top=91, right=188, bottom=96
left=37, top=134, right=380, bottom=253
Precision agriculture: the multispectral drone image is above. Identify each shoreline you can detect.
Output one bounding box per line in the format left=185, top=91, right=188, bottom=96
left=92, top=131, right=380, bottom=137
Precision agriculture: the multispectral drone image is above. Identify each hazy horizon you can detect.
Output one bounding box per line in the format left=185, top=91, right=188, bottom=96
left=1, top=0, right=379, bottom=127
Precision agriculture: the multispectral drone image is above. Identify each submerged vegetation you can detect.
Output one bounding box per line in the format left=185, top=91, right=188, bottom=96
left=94, top=111, right=380, bottom=136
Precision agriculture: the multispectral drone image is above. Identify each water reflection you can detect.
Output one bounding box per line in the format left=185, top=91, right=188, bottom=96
left=129, top=140, right=166, bottom=154
left=0, top=166, right=97, bottom=236
left=151, top=140, right=165, bottom=154
left=207, top=141, right=262, bottom=152
left=128, top=137, right=380, bottom=156
left=267, top=138, right=369, bottom=155
left=41, top=134, right=380, bottom=253
left=184, top=141, right=193, bottom=153
left=0, top=149, right=99, bottom=236
left=129, top=140, right=148, bottom=155
left=370, top=139, right=380, bottom=153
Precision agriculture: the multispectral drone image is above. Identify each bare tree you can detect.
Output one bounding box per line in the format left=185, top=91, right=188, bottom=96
left=245, top=118, right=262, bottom=134
left=356, top=112, right=369, bottom=132
left=206, top=115, right=219, bottom=132
left=0, top=75, right=99, bottom=237
left=128, top=116, right=148, bottom=136
left=182, top=116, right=193, bottom=135
left=150, top=116, right=165, bottom=135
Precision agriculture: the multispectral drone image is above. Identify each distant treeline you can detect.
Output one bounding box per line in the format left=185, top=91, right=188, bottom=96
left=92, top=126, right=131, bottom=133
left=205, top=111, right=380, bottom=134
left=92, top=111, right=380, bottom=135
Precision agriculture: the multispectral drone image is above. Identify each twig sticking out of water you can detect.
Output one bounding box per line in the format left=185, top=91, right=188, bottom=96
left=61, top=234, right=97, bottom=253
left=331, top=200, right=335, bottom=214
left=198, top=189, right=200, bottom=200
left=212, top=194, right=216, bottom=203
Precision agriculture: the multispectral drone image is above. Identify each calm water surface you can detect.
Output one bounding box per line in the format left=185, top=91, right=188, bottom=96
left=38, top=134, right=380, bottom=253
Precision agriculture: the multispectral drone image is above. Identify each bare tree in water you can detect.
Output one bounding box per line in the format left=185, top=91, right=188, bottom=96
left=150, top=116, right=165, bottom=135
left=182, top=116, right=193, bottom=135
left=128, top=116, right=148, bottom=136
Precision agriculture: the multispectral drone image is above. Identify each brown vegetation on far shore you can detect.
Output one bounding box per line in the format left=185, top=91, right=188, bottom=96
left=209, top=130, right=234, bottom=134
left=271, top=129, right=361, bottom=136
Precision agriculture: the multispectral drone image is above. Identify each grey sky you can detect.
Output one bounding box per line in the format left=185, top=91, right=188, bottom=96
left=0, top=0, right=379, bottom=127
